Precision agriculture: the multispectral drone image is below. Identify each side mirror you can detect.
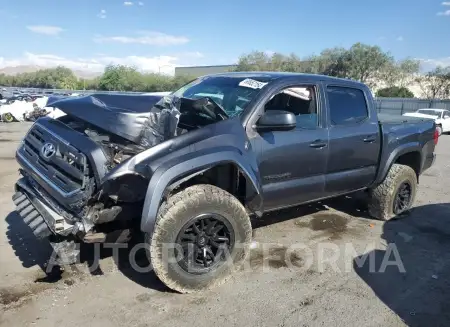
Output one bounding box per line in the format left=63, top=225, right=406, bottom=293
left=255, top=110, right=296, bottom=132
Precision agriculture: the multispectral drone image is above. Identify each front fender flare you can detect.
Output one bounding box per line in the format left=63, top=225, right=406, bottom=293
left=140, top=151, right=263, bottom=235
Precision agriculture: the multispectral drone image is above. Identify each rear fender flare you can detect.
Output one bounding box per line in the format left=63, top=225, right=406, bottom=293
left=140, top=151, right=262, bottom=234
left=375, top=142, right=422, bottom=186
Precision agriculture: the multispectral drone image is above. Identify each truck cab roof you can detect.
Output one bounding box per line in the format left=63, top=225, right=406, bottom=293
left=202, top=71, right=367, bottom=88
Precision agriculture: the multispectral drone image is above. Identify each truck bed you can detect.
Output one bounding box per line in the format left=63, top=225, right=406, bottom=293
left=378, top=112, right=435, bottom=124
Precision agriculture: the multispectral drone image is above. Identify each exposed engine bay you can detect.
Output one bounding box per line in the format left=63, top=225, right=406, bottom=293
left=52, top=94, right=230, bottom=169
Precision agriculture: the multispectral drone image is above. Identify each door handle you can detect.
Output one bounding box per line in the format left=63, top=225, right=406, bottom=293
left=363, top=136, right=376, bottom=143
left=309, top=140, right=327, bottom=149
left=363, top=135, right=376, bottom=143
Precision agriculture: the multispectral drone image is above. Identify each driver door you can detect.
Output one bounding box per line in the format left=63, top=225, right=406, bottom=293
left=249, top=84, right=329, bottom=211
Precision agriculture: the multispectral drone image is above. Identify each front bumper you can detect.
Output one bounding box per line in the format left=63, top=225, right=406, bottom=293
left=13, top=177, right=84, bottom=265
left=12, top=190, right=53, bottom=239
left=13, top=177, right=78, bottom=239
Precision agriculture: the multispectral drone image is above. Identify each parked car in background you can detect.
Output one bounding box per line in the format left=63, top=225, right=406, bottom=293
left=0, top=96, right=51, bottom=122
left=403, top=108, right=450, bottom=135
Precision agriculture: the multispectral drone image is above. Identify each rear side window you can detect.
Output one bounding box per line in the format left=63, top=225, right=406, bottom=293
left=327, top=86, right=368, bottom=125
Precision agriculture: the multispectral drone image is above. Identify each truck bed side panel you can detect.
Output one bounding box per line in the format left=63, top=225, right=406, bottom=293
left=374, top=118, right=436, bottom=186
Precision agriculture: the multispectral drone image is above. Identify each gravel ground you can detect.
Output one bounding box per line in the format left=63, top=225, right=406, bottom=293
left=1, top=122, right=449, bottom=327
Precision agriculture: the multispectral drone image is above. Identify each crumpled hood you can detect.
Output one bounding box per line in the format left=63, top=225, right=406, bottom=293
left=46, top=93, right=166, bottom=143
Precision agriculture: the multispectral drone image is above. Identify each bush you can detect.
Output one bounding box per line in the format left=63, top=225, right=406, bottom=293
left=376, top=86, right=415, bottom=98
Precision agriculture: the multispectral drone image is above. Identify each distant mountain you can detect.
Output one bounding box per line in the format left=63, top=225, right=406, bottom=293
left=0, top=65, right=102, bottom=79
left=72, top=69, right=103, bottom=79
left=0, top=65, right=42, bottom=75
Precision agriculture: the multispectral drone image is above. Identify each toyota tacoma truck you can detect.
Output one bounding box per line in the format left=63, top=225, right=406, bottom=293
left=12, top=72, right=438, bottom=293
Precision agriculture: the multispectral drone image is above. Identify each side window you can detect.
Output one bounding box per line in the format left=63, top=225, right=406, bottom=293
left=265, top=86, right=318, bottom=129
left=327, top=86, right=368, bottom=125
left=443, top=111, right=450, bottom=119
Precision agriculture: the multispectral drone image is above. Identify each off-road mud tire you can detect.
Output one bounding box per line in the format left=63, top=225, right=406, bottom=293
left=368, top=163, right=417, bottom=221
left=147, top=184, right=252, bottom=293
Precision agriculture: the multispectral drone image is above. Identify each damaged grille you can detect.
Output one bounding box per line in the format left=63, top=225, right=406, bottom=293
left=17, top=123, right=90, bottom=195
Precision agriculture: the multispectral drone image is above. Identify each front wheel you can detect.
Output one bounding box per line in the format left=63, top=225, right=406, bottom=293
left=367, top=164, right=417, bottom=221
left=148, top=184, right=252, bottom=293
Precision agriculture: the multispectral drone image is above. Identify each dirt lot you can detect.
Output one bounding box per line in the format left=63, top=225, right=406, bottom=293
left=1, top=122, right=450, bottom=327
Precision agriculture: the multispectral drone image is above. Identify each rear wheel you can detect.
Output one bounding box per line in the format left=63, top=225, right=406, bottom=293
left=367, top=164, right=417, bottom=221
left=148, top=184, right=252, bottom=293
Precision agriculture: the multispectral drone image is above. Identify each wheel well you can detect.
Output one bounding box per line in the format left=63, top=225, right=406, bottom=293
left=395, top=151, right=421, bottom=178
left=166, top=163, right=247, bottom=204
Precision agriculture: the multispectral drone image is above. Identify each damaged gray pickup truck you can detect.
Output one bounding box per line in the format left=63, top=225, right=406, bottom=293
left=12, top=72, right=438, bottom=293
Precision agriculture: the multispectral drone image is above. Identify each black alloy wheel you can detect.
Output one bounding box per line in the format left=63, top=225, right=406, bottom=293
left=393, top=181, right=412, bottom=215
left=175, top=213, right=235, bottom=275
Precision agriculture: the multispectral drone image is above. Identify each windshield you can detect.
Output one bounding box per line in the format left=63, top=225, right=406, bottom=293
left=172, top=75, right=273, bottom=117
left=417, top=109, right=442, bottom=117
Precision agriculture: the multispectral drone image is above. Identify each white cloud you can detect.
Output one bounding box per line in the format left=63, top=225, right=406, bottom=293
left=437, top=10, right=450, bottom=15
left=442, top=2, right=450, bottom=5
left=138, top=1, right=144, bottom=5
left=97, top=9, right=106, bottom=19
left=419, top=57, right=450, bottom=71
left=26, top=25, right=64, bottom=36
left=94, top=31, right=189, bottom=46
left=0, top=52, right=205, bottom=75
left=124, top=1, right=133, bottom=5
left=396, top=36, right=404, bottom=41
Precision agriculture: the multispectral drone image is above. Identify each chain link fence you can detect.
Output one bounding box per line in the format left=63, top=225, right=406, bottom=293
left=374, top=98, right=450, bottom=115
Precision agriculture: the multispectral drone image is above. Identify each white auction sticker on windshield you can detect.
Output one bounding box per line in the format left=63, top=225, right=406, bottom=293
left=239, top=78, right=268, bottom=89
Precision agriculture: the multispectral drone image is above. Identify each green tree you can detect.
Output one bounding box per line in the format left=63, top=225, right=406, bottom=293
left=376, top=86, right=415, bottom=98
left=380, top=58, right=420, bottom=88
left=333, top=43, right=394, bottom=87
left=233, top=51, right=273, bottom=71
left=233, top=43, right=395, bottom=88
left=98, top=64, right=137, bottom=91
left=52, top=66, right=78, bottom=89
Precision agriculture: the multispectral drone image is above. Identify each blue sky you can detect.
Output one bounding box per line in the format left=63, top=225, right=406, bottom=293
left=0, top=0, right=449, bottom=74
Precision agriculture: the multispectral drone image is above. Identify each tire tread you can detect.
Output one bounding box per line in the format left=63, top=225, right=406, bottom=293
left=368, top=163, right=417, bottom=220
left=148, top=184, right=252, bottom=293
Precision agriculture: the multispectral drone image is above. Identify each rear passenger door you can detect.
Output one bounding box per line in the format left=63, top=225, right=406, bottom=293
left=324, top=85, right=381, bottom=196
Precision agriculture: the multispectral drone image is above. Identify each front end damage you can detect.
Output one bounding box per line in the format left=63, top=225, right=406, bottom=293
left=12, top=93, right=230, bottom=264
